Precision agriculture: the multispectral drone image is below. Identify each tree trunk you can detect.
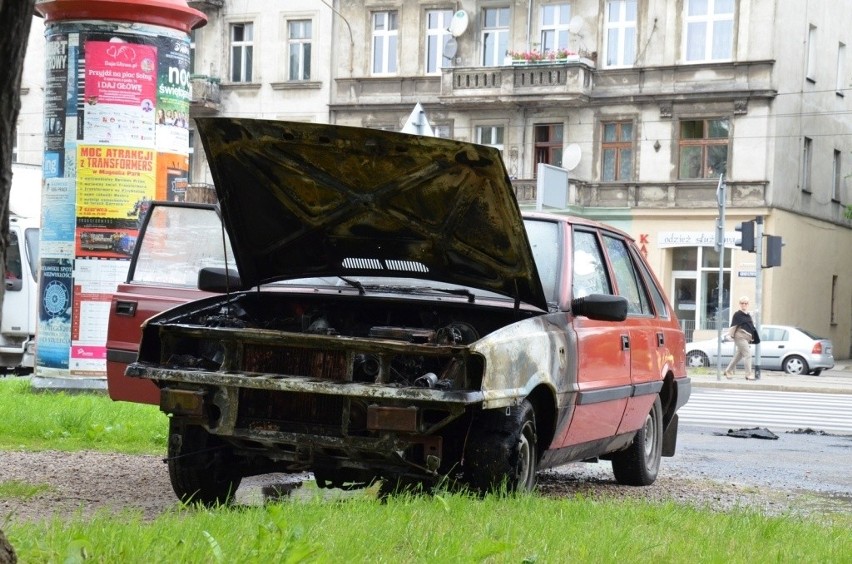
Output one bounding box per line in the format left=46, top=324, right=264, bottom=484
left=0, top=6, right=37, bottom=556
left=0, top=0, right=36, bottom=315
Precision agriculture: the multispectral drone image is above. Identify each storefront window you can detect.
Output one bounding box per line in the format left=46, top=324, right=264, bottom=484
left=672, top=246, right=731, bottom=340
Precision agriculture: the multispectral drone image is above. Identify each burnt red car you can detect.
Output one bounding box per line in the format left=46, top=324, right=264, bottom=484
left=111, top=119, right=690, bottom=504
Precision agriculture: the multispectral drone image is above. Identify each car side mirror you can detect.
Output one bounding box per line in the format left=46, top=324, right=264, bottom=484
left=198, top=267, right=243, bottom=293
left=571, top=294, right=628, bottom=322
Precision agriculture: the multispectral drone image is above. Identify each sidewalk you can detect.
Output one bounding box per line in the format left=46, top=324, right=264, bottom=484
left=689, top=360, right=852, bottom=394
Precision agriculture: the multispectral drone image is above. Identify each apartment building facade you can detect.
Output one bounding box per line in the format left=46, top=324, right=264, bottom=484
left=16, top=0, right=852, bottom=358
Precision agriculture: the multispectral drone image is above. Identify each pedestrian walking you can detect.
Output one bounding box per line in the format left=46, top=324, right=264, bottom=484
left=725, top=296, right=761, bottom=380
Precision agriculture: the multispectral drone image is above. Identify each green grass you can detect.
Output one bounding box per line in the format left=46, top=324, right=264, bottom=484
left=0, top=377, right=167, bottom=454
left=1, top=377, right=851, bottom=562
left=6, top=494, right=851, bottom=563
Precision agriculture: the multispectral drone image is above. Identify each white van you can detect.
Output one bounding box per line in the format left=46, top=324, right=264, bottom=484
left=2, top=163, right=41, bottom=374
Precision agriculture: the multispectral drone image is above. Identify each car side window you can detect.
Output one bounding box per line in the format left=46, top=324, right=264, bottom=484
left=763, top=327, right=784, bottom=341
left=132, top=205, right=237, bottom=287
left=603, top=234, right=651, bottom=315
left=523, top=218, right=560, bottom=303
left=572, top=230, right=611, bottom=298
left=632, top=245, right=669, bottom=318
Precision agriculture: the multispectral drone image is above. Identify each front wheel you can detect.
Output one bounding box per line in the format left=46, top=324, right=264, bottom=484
left=464, top=400, right=538, bottom=494
left=783, top=355, right=808, bottom=375
left=167, top=419, right=242, bottom=506
left=612, top=397, right=663, bottom=486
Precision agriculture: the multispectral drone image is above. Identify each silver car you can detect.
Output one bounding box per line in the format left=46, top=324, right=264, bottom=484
left=686, top=324, right=835, bottom=375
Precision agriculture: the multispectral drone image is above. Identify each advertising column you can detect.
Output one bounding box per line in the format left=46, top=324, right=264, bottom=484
left=34, top=0, right=205, bottom=389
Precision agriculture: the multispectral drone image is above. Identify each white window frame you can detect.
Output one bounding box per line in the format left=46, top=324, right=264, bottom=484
left=802, top=137, right=813, bottom=192
left=288, top=19, right=312, bottom=81
left=540, top=3, right=571, bottom=54
left=230, top=22, right=254, bottom=83
left=425, top=9, right=453, bottom=75
left=806, top=24, right=817, bottom=82
left=603, top=0, right=637, bottom=68
left=683, top=0, right=734, bottom=63
left=476, top=125, right=505, bottom=153
left=481, top=7, right=510, bottom=67
left=836, top=42, right=845, bottom=95
left=372, top=11, right=398, bottom=76
left=832, top=149, right=841, bottom=201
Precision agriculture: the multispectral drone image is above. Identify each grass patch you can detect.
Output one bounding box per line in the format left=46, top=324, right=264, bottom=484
left=6, top=492, right=851, bottom=563
left=0, top=377, right=167, bottom=454
left=0, top=480, right=53, bottom=500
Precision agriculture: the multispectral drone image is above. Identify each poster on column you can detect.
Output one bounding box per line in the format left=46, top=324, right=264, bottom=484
left=44, top=32, right=69, bottom=178
left=82, top=39, right=157, bottom=147
left=36, top=258, right=74, bottom=372
left=155, top=34, right=191, bottom=154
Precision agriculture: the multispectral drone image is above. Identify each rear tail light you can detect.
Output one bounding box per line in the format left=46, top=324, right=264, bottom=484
left=812, top=342, right=823, bottom=354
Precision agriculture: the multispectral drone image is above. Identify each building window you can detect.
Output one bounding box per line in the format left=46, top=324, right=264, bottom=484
left=230, top=23, right=254, bottom=82
left=426, top=9, right=453, bottom=74
left=372, top=11, right=398, bottom=75
left=836, top=42, right=845, bottom=95
left=187, top=130, right=194, bottom=183
left=604, top=1, right=637, bottom=68
left=802, top=136, right=813, bottom=192
left=831, top=275, right=838, bottom=325
left=832, top=149, right=841, bottom=201
left=535, top=124, right=563, bottom=169
left=678, top=118, right=729, bottom=179
left=602, top=121, right=633, bottom=181
left=806, top=24, right=817, bottom=82
left=541, top=3, right=571, bottom=54
left=433, top=123, right=452, bottom=138
left=684, top=0, right=734, bottom=62
left=476, top=125, right=504, bottom=153
left=288, top=20, right=312, bottom=81
left=482, top=7, right=509, bottom=67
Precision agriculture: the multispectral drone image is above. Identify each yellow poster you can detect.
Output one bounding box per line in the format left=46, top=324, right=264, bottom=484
left=76, top=144, right=155, bottom=222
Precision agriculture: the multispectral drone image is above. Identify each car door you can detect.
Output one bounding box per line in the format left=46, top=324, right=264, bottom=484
left=601, top=234, right=662, bottom=435
left=556, top=227, right=630, bottom=447
left=105, top=202, right=237, bottom=404
left=755, top=326, right=784, bottom=370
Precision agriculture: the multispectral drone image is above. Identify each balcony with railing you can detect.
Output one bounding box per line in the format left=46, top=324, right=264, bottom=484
left=187, top=0, right=224, bottom=11
left=189, top=75, right=221, bottom=115
left=440, top=58, right=595, bottom=107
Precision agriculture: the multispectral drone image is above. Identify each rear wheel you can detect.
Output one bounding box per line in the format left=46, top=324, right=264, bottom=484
left=167, top=419, right=242, bottom=506
left=464, top=400, right=538, bottom=494
left=783, top=355, right=808, bottom=375
left=686, top=350, right=709, bottom=368
left=612, top=397, right=662, bottom=486
left=811, top=369, right=823, bottom=376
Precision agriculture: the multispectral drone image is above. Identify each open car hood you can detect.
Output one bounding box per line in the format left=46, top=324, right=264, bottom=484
left=195, top=118, right=548, bottom=311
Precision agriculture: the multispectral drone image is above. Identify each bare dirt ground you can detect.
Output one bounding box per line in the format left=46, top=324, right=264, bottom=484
left=0, top=448, right=836, bottom=526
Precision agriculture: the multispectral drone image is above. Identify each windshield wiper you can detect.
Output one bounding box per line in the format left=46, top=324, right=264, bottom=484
left=338, top=276, right=366, bottom=295
left=431, top=287, right=475, bottom=303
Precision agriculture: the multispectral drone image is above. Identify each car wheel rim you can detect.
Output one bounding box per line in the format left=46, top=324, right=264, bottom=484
left=787, top=359, right=804, bottom=374
left=517, top=423, right=534, bottom=488
left=643, top=413, right=655, bottom=462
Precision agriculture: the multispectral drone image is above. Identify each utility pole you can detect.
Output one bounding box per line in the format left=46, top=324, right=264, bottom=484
left=714, top=175, right=726, bottom=381
left=753, top=216, right=764, bottom=379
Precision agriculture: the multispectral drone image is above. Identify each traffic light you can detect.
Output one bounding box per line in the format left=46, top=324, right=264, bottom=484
left=765, top=235, right=783, bottom=267
left=735, top=220, right=755, bottom=252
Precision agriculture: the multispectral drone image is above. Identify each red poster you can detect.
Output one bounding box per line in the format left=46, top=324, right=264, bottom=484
left=84, top=41, right=157, bottom=107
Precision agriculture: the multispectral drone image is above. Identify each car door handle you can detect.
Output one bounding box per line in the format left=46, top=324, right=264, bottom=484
left=657, top=332, right=665, bottom=347
left=115, top=300, right=137, bottom=316
left=621, top=335, right=630, bottom=350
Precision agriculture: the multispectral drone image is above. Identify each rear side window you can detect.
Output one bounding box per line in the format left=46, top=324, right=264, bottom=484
left=524, top=218, right=560, bottom=302
left=572, top=230, right=612, bottom=298
left=131, top=205, right=237, bottom=287
left=632, top=246, right=669, bottom=318
left=603, top=235, right=651, bottom=315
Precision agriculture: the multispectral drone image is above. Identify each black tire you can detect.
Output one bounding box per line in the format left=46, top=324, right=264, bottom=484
left=686, top=350, right=709, bottom=368
left=464, top=400, right=538, bottom=494
left=783, top=355, right=808, bottom=375
left=167, top=419, right=242, bottom=506
left=811, top=369, right=823, bottom=376
left=612, top=397, right=663, bottom=486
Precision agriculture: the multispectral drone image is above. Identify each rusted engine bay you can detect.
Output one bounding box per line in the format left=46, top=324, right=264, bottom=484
left=149, top=291, right=535, bottom=387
